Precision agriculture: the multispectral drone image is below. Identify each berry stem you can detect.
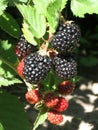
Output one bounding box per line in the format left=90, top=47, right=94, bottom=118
left=60, top=15, right=66, bottom=23
left=48, top=70, right=55, bottom=89
left=42, top=37, right=48, bottom=43
left=39, top=42, right=49, bottom=56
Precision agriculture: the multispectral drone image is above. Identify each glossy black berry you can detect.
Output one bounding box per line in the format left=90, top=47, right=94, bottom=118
left=23, top=53, right=52, bottom=83
left=58, top=21, right=81, bottom=41
left=51, top=21, right=81, bottom=53
left=53, top=54, right=77, bottom=79
left=15, top=35, right=35, bottom=58
left=51, top=31, right=77, bottom=53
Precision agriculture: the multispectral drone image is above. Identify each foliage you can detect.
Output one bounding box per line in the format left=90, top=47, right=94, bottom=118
left=0, top=0, right=98, bottom=130
left=71, top=0, right=98, bottom=17
left=0, top=90, right=31, bottom=130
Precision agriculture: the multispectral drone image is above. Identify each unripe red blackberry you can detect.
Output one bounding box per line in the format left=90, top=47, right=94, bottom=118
left=25, top=89, right=42, bottom=104
left=44, top=92, right=59, bottom=108
left=53, top=54, right=77, bottom=80
left=58, top=80, right=74, bottom=95
left=23, top=52, right=52, bottom=83
left=15, top=35, right=36, bottom=58
left=47, top=110, right=63, bottom=124
left=54, top=97, right=68, bottom=112
left=17, top=58, right=24, bottom=77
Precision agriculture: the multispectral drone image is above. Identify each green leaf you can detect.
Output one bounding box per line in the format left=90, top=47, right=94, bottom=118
left=22, top=20, right=37, bottom=45
left=0, top=90, right=31, bottom=130
left=8, top=0, right=28, bottom=6
left=0, top=40, right=17, bottom=65
left=46, top=0, right=68, bottom=33
left=33, top=109, right=47, bottom=130
left=71, top=76, right=83, bottom=83
left=0, top=76, right=22, bottom=87
left=46, top=2, right=60, bottom=33
left=33, top=0, right=68, bottom=14
left=0, top=40, right=22, bottom=86
left=33, top=0, right=54, bottom=14
left=0, top=12, right=21, bottom=38
left=0, top=0, right=7, bottom=16
left=71, top=0, right=98, bottom=17
left=8, top=0, right=28, bottom=4
left=16, top=4, right=46, bottom=38
left=60, top=0, right=68, bottom=10
left=0, top=123, right=4, bottom=130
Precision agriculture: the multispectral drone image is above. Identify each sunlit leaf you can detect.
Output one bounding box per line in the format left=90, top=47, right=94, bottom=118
left=16, top=4, right=46, bottom=38
left=71, top=0, right=98, bottom=17
left=0, top=0, right=7, bottom=16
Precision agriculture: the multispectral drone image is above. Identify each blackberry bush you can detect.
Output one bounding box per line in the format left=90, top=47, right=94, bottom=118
left=1, top=0, right=97, bottom=129
left=53, top=54, right=77, bottom=79
left=15, top=35, right=36, bottom=58
left=23, top=52, right=52, bottom=83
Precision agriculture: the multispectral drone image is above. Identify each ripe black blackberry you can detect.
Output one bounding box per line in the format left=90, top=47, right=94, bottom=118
left=58, top=21, right=81, bottom=41
left=53, top=54, right=77, bottom=79
left=51, top=21, right=81, bottom=53
left=51, top=31, right=77, bottom=53
left=15, top=35, right=36, bottom=58
left=23, top=52, right=52, bottom=83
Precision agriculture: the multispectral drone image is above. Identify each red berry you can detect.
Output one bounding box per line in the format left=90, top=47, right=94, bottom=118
left=44, top=93, right=59, bottom=108
left=25, top=89, right=42, bottom=104
left=58, top=80, right=74, bottom=95
left=54, top=97, right=68, bottom=112
left=17, top=59, right=24, bottom=77
left=47, top=110, right=63, bottom=124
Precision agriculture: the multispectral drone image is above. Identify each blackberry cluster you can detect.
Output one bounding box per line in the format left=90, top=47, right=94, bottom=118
left=53, top=54, right=77, bottom=79
left=51, top=21, right=81, bottom=53
left=15, top=35, right=35, bottom=58
left=23, top=53, right=52, bottom=83
left=16, top=21, right=80, bottom=83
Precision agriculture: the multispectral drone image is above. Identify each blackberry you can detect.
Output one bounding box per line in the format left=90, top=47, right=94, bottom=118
left=51, top=31, right=77, bottom=53
left=51, top=21, right=81, bottom=53
left=23, top=52, right=52, bottom=83
left=15, top=35, right=35, bottom=58
left=58, top=21, right=81, bottom=41
left=53, top=54, right=77, bottom=79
